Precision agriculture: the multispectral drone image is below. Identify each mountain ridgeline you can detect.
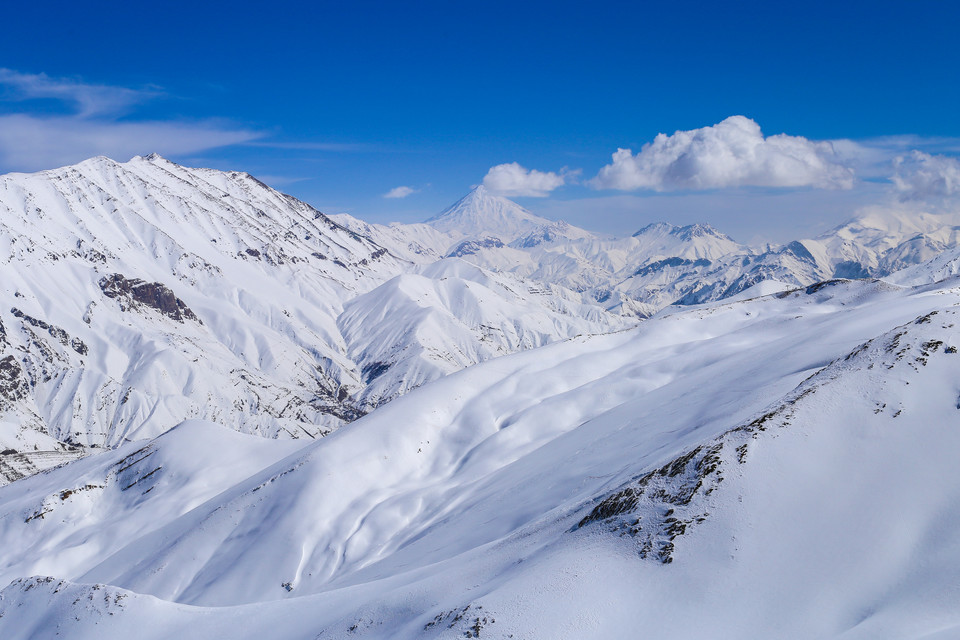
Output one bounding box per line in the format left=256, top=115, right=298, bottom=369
left=0, top=156, right=621, bottom=473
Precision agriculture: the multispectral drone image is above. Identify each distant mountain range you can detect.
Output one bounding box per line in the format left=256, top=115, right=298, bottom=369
left=339, top=180, right=960, bottom=316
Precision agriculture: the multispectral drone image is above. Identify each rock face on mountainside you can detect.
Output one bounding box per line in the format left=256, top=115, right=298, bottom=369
left=99, top=274, right=201, bottom=324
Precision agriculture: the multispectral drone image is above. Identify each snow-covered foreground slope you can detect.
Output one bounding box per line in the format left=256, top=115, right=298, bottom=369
left=0, top=157, right=622, bottom=459
left=3, top=277, right=960, bottom=638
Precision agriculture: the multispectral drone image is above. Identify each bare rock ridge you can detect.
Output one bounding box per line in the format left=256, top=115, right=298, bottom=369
left=99, top=274, right=200, bottom=324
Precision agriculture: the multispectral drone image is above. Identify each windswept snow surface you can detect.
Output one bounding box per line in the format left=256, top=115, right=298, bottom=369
left=3, top=277, right=960, bottom=637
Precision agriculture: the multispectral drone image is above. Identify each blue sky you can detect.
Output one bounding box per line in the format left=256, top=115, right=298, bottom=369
left=2, top=0, right=959, bottom=243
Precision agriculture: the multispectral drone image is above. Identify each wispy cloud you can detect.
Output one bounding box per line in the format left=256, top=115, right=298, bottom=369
left=383, top=185, right=418, bottom=199
left=0, top=68, right=157, bottom=117
left=0, top=69, right=261, bottom=172
left=244, top=141, right=370, bottom=152
left=0, top=114, right=259, bottom=172
left=482, top=162, right=575, bottom=197
left=591, top=116, right=855, bottom=192
left=857, top=134, right=960, bottom=155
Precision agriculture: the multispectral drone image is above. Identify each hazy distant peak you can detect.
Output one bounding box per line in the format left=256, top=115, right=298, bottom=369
left=633, top=221, right=729, bottom=241
left=425, top=185, right=553, bottom=240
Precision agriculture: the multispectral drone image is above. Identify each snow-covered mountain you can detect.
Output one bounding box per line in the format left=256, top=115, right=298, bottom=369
left=8, top=154, right=960, bottom=638
left=333, top=185, right=596, bottom=262
left=3, top=275, right=960, bottom=638
left=0, top=157, right=623, bottom=471
left=425, top=184, right=592, bottom=245
left=339, top=258, right=627, bottom=408
left=0, top=154, right=397, bottom=448
left=359, top=187, right=960, bottom=316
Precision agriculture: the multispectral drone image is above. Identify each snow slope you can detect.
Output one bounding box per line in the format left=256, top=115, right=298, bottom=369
left=338, top=258, right=629, bottom=408
left=3, top=276, right=960, bottom=637
left=0, top=154, right=405, bottom=446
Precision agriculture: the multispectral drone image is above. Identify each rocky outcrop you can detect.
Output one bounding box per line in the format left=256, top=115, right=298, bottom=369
left=99, top=274, right=201, bottom=324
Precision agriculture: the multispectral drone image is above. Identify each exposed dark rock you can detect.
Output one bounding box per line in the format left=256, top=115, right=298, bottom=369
left=634, top=257, right=712, bottom=278
left=446, top=237, right=505, bottom=258
left=99, top=274, right=201, bottom=324
left=0, top=355, right=28, bottom=404
left=577, top=442, right=724, bottom=563
left=805, top=279, right=851, bottom=295
left=362, top=361, right=391, bottom=384
left=70, top=338, right=88, bottom=355
left=10, top=308, right=84, bottom=354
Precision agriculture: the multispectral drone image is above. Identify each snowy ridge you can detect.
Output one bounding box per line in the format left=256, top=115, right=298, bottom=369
left=339, top=258, right=629, bottom=408
left=0, top=157, right=623, bottom=456
left=0, top=154, right=401, bottom=447
left=3, top=277, right=960, bottom=637
left=7, top=155, right=960, bottom=637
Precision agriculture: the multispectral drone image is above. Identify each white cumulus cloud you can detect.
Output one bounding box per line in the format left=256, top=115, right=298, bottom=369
left=590, top=116, right=855, bottom=192
left=383, top=185, right=417, bottom=199
left=892, top=150, right=960, bottom=200
left=482, top=162, right=569, bottom=197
